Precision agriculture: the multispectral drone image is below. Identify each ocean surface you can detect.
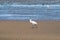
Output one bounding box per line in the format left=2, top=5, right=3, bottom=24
left=0, top=4, right=60, bottom=21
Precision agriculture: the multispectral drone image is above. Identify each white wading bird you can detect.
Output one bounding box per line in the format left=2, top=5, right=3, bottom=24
left=29, top=19, right=38, bottom=28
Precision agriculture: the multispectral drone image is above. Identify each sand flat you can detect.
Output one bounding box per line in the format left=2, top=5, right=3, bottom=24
left=0, top=21, right=60, bottom=40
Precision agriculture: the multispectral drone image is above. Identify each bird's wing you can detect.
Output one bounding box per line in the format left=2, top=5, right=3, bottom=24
left=32, top=21, right=37, bottom=24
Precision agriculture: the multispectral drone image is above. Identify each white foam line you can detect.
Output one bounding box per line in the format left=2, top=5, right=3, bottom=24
left=0, top=4, right=60, bottom=7
left=7, top=5, right=60, bottom=8
left=0, top=14, right=38, bottom=16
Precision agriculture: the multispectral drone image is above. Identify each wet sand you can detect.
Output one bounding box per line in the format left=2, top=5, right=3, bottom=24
left=0, top=21, right=60, bottom=40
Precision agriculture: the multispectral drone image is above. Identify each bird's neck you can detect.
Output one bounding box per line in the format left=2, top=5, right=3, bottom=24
left=30, top=19, right=32, bottom=22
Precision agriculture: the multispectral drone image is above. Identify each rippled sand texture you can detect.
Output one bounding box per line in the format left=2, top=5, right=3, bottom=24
left=0, top=21, right=60, bottom=40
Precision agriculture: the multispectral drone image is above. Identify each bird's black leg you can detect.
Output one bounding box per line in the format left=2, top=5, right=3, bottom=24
left=32, top=24, right=38, bottom=28
left=32, top=25, right=34, bottom=28
left=35, top=24, right=38, bottom=28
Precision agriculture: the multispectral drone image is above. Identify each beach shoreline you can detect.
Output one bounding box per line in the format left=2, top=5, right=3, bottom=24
left=0, top=20, right=60, bottom=40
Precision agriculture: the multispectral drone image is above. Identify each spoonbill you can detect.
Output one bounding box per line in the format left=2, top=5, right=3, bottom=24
left=29, top=19, right=38, bottom=28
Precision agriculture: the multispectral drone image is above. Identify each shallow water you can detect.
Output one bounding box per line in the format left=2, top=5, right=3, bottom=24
left=0, top=5, right=60, bottom=21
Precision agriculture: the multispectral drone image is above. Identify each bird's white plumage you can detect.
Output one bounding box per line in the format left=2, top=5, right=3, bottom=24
left=29, top=19, right=37, bottom=25
left=29, top=19, right=38, bottom=28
